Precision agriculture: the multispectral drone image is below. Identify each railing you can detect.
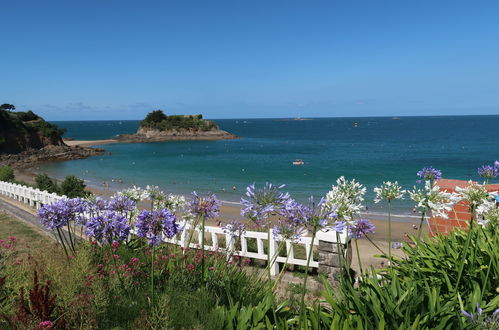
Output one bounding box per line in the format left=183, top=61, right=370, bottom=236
left=0, top=180, right=346, bottom=276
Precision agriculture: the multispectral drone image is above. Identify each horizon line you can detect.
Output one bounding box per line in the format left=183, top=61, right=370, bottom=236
left=50, top=113, right=499, bottom=122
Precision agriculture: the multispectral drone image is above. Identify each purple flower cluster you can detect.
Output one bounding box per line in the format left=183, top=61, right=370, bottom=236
left=222, top=220, right=246, bottom=238
left=349, top=218, right=376, bottom=239
left=86, top=212, right=131, bottom=244
left=135, top=209, right=180, bottom=246
left=462, top=304, right=499, bottom=328
left=272, top=219, right=304, bottom=243
left=38, top=198, right=87, bottom=229
left=240, top=182, right=291, bottom=224
left=477, top=164, right=498, bottom=179
left=298, top=197, right=338, bottom=230
left=109, top=195, right=136, bottom=213
left=417, top=167, right=442, bottom=182
left=188, top=191, right=220, bottom=219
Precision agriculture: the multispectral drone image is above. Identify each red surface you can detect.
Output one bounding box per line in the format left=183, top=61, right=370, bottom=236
left=429, top=179, right=499, bottom=235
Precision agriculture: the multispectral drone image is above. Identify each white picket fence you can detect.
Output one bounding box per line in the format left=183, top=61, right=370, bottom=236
left=0, top=180, right=345, bottom=276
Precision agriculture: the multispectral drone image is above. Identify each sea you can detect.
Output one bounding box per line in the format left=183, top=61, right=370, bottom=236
left=36, top=115, right=499, bottom=215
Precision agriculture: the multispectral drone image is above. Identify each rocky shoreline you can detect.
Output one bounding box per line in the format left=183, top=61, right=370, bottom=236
left=117, top=127, right=238, bottom=143
left=0, top=144, right=104, bottom=169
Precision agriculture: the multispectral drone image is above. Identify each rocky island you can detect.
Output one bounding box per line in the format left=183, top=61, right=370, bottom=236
left=117, top=110, right=237, bottom=143
left=0, top=105, right=103, bottom=168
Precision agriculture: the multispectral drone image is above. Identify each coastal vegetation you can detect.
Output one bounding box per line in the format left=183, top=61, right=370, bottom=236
left=140, top=110, right=218, bottom=132
left=34, top=173, right=90, bottom=198
left=0, top=106, right=66, bottom=154
left=0, top=164, right=498, bottom=328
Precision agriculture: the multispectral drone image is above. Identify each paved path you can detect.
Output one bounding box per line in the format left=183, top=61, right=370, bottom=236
left=0, top=196, right=56, bottom=240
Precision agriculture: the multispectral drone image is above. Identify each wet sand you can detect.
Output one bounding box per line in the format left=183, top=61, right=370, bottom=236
left=64, top=139, right=119, bottom=147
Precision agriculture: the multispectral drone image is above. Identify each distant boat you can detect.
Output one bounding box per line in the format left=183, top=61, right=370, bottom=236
left=353, top=121, right=359, bottom=127
left=392, top=117, right=401, bottom=120
left=292, top=159, right=304, bottom=165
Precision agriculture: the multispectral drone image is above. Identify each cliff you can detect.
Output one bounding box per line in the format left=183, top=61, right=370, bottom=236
left=0, top=108, right=103, bottom=168
left=117, top=110, right=238, bottom=142
left=0, top=109, right=66, bottom=154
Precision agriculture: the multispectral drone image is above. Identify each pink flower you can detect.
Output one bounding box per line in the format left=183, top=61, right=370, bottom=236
left=8, top=236, right=17, bottom=242
left=35, top=320, right=54, bottom=329
left=208, top=266, right=214, bottom=271
left=161, top=255, right=168, bottom=261
left=130, top=257, right=139, bottom=263
left=112, top=241, right=120, bottom=251
left=187, top=264, right=195, bottom=271
left=113, top=254, right=120, bottom=260
left=2, top=244, right=11, bottom=249
left=97, top=264, right=104, bottom=268
left=110, top=270, right=116, bottom=275
left=67, top=255, right=74, bottom=260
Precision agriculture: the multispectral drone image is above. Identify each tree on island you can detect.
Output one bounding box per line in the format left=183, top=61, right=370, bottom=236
left=0, top=104, right=15, bottom=111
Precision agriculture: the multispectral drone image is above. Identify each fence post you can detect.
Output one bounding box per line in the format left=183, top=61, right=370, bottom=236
left=316, top=229, right=350, bottom=283
left=269, top=229, right=279, bottom=276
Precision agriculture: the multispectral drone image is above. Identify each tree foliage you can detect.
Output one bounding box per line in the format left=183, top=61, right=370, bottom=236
left=60, top=176, right=89, bottom=198
left=0, top=166, right=15, bottom=182
left=35, top=173, right=59, bottom=193
left=140, top=110, right=217, bottom=132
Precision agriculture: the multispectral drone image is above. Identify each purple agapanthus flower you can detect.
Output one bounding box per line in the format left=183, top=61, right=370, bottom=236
left=462, top=304, right=499, bottom=328
left=222, top=220, right=246, bottom=238
left=240, top=182, right=291, bottom=224
left=188, top=191, right=220, bottom=219
left=349, top=218, right=376, bottom=239
left=298, top=197, right=337, bottom=230
left=135, top=209, right=180, bottom=246
left=417, top=167, right=442, bottom=183
left=86, top=211, right=131, bottom=244
left=38, top=198, right=88, bottom=229
left=38, top=199, right=72, bottom=229
left=109, top=195, right=136, bottom=213
left=477, top=165, right=498, bottom=179
left=272, top=219, right=304, bottom=243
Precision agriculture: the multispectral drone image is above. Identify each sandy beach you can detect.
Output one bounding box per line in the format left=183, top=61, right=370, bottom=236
left=64, top=139, right=119, bottom=147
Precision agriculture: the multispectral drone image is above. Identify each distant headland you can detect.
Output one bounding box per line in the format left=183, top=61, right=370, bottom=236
left=0, top=104, right=103, bottom=168
left=116, top=110, right=238, bottom=143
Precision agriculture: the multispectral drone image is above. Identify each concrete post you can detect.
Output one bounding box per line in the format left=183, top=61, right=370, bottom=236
left=316, top=229, right=351, bottom=283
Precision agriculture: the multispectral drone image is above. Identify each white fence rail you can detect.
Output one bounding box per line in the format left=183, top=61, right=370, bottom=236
left=0, top=180, right=345, bottom=275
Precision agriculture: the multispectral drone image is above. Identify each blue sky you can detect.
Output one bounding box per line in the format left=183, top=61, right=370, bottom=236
left=2, top=1, right=499, bottom=120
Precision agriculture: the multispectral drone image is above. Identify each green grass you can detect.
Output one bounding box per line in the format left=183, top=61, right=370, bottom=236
left=0, top=212, right=52, bottom=254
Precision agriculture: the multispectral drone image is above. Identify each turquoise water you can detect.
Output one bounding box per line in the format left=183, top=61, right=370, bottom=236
left=39, top=116, right=499, bottom=214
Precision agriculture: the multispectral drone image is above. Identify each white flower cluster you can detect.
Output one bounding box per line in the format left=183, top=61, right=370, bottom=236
left=453, top=181, right=496, bottom=209
left=476, top=200, right=499, bottom=226
left=409, top=181, right=455, bottom=219
left=156, top=194, right=187, bottom=213
left=373, top=181, right=406, bottom=203
left=324, top=176, right=366, bottom=222
left=117, top=185, right=150, bottom=202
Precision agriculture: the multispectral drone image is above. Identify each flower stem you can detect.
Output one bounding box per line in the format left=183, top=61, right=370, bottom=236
left=272, top=244, right=291, bottom=291
left=201, top=214, right=205, bottom=281
left=300, top=228, right=316, bottom=322
left=108, top=244, right=125, bottom=291
left=417, top=209, right=426, bottom=242
left=454, top=207, right=475, bottom=292
left=267, top=226, right=271, bottom=279
left=354, top=237, right=363, bottom=275
left=388, top=200, right=392, bottom=264
left=151, top=245, right=155, bottom=305
left=56, top=227, right=69, bottom=257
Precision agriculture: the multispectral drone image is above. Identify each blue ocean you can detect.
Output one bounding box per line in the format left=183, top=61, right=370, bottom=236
left=37, top=116, right=499, bottom=214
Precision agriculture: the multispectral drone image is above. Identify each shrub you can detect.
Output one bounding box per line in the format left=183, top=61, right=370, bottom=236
left=29, top=120, right=66, bottom=139
left=0, top=166, right=15, bottom=182
left=35, top=173, right=59, bottom=194
left=59, top=176, right=89, bottom=198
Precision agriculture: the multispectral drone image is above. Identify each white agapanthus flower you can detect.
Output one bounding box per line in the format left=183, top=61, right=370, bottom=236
left=476, top=200, right=499, bottom=226
left=453, top=181, right=496, bottom=210
left=324, top=176, right=366, bottom=222
left=373, top=181, right=406, bottom=203
left=409, top=181, right=455, bottom=219
left=117, top=185, right=150, bottom=202
left=155, top=194, right=187, bottom=213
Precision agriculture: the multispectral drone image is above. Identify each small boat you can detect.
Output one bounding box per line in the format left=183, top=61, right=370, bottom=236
left=392, top=117, right=400, bottom=120
left=292, top=159, right=304, bottom=165
left=353, top=121, right=359, bottom=127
